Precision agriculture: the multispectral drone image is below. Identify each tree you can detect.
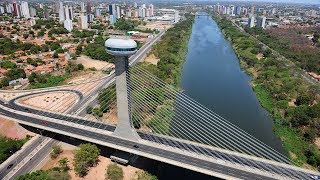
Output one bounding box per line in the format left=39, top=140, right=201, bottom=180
left=53, top=52, right=59, bottom=58
left=73, top=143, right=100, bottom=177
left=134, top=170, right=157, bottom=180
left=77, top=64, right=84, bottom=71
left=58, top=158, right=69, bottom=172
left=106, top=163, right=123, bottom=180
left=0, top=61, right=17, bottom=69
left=28, top=72, right=38, bottom=83
left=295, top=94, right=313, bottom=106
left=23, top=34, right=29, bottom=39
left=291, top=106, right=310, bottom=127
left=50, top=145, right=62, bottom=159
left=86, top=106, right=93, bottom=114
left=4, top=68, right=26, bottom=81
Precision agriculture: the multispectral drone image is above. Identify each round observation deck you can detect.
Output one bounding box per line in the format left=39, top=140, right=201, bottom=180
left=105, top=38, right=137, bottom=56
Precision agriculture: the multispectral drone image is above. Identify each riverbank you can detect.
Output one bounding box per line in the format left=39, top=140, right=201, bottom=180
left=130, top=15, right=195, bottom=134
left=139, top=14, right=195, bottom=86
left=213, top=15, right=320, bottom=170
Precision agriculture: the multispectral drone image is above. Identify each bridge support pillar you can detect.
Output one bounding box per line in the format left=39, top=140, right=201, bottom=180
left=113, top=56, right=141, bottom=141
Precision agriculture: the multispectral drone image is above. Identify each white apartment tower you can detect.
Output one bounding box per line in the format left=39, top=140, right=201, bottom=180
left=248, top=16, right=255, bottom=28
left=59, top=1, right=65, bottom=22
left=21, top=1, right=30, bottom=18
left=149, top=4, right=154, bottom=16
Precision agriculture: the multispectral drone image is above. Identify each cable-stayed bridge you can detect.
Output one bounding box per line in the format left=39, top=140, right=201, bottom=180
left=0, top=38, right=319, bottom=179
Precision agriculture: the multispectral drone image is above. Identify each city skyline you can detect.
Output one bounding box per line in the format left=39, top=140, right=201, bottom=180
left=210, top=0, right=320, bottom=5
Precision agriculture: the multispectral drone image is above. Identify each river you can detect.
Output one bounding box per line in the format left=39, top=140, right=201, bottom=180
left=175, top=14, right=284, bottom=153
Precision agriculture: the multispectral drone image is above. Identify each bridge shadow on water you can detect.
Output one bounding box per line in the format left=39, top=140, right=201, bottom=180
left=21, top=124, right=217, bottom=180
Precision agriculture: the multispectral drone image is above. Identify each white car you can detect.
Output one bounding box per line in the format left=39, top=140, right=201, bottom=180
left=311, top=175, right=320, bottom=180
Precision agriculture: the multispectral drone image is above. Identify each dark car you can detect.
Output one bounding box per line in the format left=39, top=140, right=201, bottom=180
left=7, top=163, right=14, bottom=169
left=133, top=145, right=139, bottom=148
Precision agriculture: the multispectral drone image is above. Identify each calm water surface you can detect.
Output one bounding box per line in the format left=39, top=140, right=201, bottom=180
left=178, top=15, right=284, bottom=153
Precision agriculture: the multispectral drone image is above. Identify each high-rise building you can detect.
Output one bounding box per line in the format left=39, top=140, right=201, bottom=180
left=64, top=19, right=73, bottom=32
left=86, top=1, right=92, bottom=14
left=64, top=5, right=70, bottom=20
left=58, top=1, right=65, bottom=22
left=271, top=8, right=276, bottom=15
left=13, top=2, right=19, bottom=17
left=134, top=10, right=138, bottom=17
left=109, top=14, right=116, bottom=24
left=79, top=15, right=88, bottom=29
left=230, top=6, right=235, bottom=16
left=257, top=16, right=266, bottom=28
left=29, top=7, right=36, bottom=17
left=0, top=6, right=4, bottom=14
left=149, top=4, right=154, bottom=16
left=87, top=14, right=94, bottom=23
left=138, top=6, right=143, bottom=17
left=243, top=7, right=248, bottom=16
left=116, top=6, right=120, bottom=18
left=142, top=7, right=146, bottom=18
left=248, top=16, right=255, bottom=28
left=251, top=5, right=255, bottom=15
left=69, top=6, right=73, bottom=20
left=134, top=2, right=138, bottom=8
left=236, top=6, right=241, bottom=15
left=127, top=8, right=132, bottom=17
left=80, top=2, right=85, bottom=13
left=174, top=10, right=179, bottom=23
left=95, top=8, right=101, bottom=16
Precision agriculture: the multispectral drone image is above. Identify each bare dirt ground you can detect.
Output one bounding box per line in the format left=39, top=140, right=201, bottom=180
left=315, top=137, right=320, bottom=150
left=19, top=92, right=77, bottom=113
left=0, top=92, right=31, bottom=101
left=85, top=108, right=118, bottom=125
left=65, top=71, right=105, bottom=85
left=288, top=99, right=297, bottom=107
left=42, top=149, right=141, bottom=180
left=0, top=118, right=34, bottom=139
left=144, top=53, right=160, bottom=65
left=138, top=21, right=173, bottom=30
left=76, top=55, right=114, bottom=71
left=256, top=53, right=264, bottom=60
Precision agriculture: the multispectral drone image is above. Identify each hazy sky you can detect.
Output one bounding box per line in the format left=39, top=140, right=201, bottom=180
left=214, top=0, right=320, bottom=5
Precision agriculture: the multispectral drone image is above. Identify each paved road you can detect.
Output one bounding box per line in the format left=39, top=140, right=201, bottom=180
left=72, top=30, right=166, bottom=116
left=9, top=138, right=56, bottom=180
left=2, top=99, right=320, bottom=179
left=0, top=102, right=273, bottom=180
left=0, top=136, right=45, bottom=179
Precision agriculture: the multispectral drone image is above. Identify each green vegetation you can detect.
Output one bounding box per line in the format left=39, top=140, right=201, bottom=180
left=17, top=169, right=70, bottom=180
left=127, top=15, right=194, bottom=134
left=73, top=143, right=100, bottom=177
left=28, top=73, right=67, bottom=89
left=105, top=163, right=124, bottom=180
left=244, top=27, right=320, bottom=73
left=27, top=62, right=84, bottom=89
left=150, top=14, right=194, bottom=85
left=50, top=144, right=63, bottom=159
left=0, top=135, right=29, bottom=164
left=214, top=15, right=320, bottom=170
left=83, top=36, right=114, bottom=62
left=72, top=30, right=96, bottom=38
left=134, top=170, right=158, bottom=180
left=26, top=58, right=44, bottom=67
left=92, top=84, right=116, bottom=117
left=0, top=61, right=17, bottom=69
left=0, top=38, right=42, bottom=55
left=114, top=18, right=141, bottom=31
